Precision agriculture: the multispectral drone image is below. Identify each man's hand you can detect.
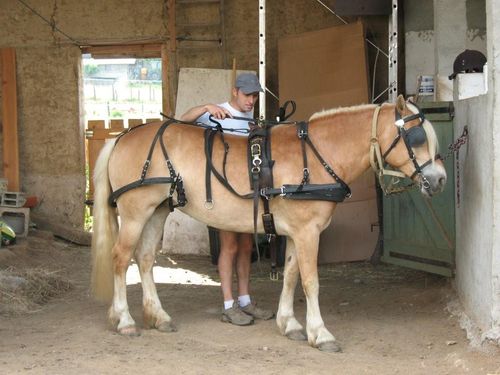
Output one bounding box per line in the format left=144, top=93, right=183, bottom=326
left=204, top=104, right=232, bottom=120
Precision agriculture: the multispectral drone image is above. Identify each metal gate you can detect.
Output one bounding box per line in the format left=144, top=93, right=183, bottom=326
left=382, top=102, right=455, bottom=277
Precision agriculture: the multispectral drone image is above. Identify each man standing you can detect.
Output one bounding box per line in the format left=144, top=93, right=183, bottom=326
left=180, top=73, right=274, bottom=326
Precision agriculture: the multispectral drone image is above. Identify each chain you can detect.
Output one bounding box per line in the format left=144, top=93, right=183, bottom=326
left=441, top=126, right=469, bottom=161
left=441, top=126, right=468, bottom=206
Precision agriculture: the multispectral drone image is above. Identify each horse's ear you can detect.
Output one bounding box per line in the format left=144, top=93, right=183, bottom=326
left=396, top=94, right=406, bottom=114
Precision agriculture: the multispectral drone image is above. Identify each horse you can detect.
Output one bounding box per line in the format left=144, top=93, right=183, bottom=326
left=90, top=95, right=446, bottom=352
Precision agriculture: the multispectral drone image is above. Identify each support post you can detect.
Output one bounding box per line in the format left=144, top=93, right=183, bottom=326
left=259, top=0, right=266, bottom=121
left=1, top=48, right=19, bottom=191
left=388, top=0, right=398, bottom=102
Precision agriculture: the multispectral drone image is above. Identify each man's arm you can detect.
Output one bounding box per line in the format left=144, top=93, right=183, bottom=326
left=179, top=104, right=232, bottom=122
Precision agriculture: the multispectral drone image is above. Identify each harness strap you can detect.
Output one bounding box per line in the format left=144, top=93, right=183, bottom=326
left=203, top=128, right=252, bottom=200
left=108, top=119, right=187, bottom=210
left=370, top=106, right=408, bottom=181
left=297, top=121, right=310, bottom=187
left=304, top=136, right=351, bottom=197
left=261, top=183, right=349, bottom=202
left=108, top=177, right=175, bottom=207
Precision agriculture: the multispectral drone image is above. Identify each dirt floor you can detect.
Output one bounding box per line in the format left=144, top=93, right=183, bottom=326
left=0, top=231, right=499, bottom=375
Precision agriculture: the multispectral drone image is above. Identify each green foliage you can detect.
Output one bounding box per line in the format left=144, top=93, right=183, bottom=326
left=111, top=110, right=123, bottom=118
left=83, top=64, right=99, bottom=77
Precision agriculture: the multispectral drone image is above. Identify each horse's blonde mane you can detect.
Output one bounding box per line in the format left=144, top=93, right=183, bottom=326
left=309, top=104, right=377, bottom=121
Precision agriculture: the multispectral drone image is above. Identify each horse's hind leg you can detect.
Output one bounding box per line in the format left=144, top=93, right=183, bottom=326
left=276, top=237, right=307, bottom=341
left=135, top=205, right=176, bottom=332
left=109, top=211, right=155, bottom=336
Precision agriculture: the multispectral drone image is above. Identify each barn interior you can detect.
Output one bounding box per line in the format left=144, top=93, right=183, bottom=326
left=0, top=0, right=499, bottom=371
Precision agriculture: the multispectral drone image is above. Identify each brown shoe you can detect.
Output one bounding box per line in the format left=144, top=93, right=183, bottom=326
left=240, top=303, right=274, bottom=320
left=221, top=303, right=254, bottom=326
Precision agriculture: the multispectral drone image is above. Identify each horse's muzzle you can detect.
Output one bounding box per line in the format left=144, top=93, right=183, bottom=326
left=420, top=163, right=447, bottom=197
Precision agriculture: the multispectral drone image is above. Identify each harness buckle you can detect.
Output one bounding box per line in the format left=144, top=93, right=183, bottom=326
left=269, top=270, right=279, bottom=281
left=251, top=143, right=261, bottom=156
left=279, top=186, right=286, bottom=197
left=260, top=188, right=270, bottom=200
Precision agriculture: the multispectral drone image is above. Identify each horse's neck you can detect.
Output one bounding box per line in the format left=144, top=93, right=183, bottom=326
left=310, top=106, right=378, bottom=184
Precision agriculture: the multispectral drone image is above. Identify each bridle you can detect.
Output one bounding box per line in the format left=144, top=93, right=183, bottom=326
left=370, top=103, right=437, bottom=194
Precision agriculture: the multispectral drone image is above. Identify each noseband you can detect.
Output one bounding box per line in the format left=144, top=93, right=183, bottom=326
left=370, top=104, right=436, bottom=194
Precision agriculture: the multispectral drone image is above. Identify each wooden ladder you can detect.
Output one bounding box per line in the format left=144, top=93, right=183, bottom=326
left=173, top=0, right=227, bottom=68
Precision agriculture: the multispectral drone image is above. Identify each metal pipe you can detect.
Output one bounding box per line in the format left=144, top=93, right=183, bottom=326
left=259, top=0, right=266, bottom=121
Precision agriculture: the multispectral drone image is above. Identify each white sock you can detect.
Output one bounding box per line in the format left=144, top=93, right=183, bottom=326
left=238, top=294, right=251, bottom=308
left=224, top=299, right=234, bottom=310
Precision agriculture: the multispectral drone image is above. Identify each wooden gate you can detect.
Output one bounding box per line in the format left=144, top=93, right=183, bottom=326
left=85, top=118, right=159, bottom=200
left=382, top=102, right=456, bottom=277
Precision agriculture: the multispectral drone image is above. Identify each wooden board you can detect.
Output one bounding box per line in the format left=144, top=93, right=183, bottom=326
left=1, top=48, right=19, bottom=191
left=278, top=21, right=376, bottom=263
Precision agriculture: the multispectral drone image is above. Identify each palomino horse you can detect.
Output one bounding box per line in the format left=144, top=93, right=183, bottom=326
left=91, top=95, right=446, bottom=352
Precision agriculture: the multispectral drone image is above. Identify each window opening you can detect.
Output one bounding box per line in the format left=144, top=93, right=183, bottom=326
left=82, top=55, right=163, bottom=232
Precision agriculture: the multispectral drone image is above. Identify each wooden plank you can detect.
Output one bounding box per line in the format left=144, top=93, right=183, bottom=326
left=161, top=44, right=172, bottom=116
left=128, top=118, right=144, bottom=128
left=87, top=120, right=105, bottom=130
left=1, top=48, right=19, bottom=191
left=87, top=139, right=105, bottom=199
left=86, top=128, right=122, bottom=140
left=81, top=43, right=162, bottom=58
left=109, top=119, right=124, bottom=130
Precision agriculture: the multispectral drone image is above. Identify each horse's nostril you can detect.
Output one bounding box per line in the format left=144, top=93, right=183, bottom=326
left=439, top=177, right=446, bottom=186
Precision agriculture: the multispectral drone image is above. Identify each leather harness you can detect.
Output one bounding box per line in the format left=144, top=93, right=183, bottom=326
left=203, top=118, right=351, bottom=278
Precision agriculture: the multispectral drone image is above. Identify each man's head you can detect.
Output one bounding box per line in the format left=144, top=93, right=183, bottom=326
left=231, top=73, right=263, bottom=112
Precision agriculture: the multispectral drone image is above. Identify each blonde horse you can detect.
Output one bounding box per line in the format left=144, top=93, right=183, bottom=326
left=91, top=96, right=446, bottom=352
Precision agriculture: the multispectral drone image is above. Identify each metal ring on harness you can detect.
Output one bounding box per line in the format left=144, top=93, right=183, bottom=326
left=204, top=200, right=214, bottom=209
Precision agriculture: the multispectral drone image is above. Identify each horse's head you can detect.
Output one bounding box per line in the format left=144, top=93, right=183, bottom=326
left=377, top=95, right=447, bottom=197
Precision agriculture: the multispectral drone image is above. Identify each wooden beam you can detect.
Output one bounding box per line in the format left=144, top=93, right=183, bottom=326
left=167, top=0, right=178, bottom=114
left=1, top=48, right=19, bottom=191
left=161, top=44, right=172, bottom=116
left=81, top=43, right=162, bottom=58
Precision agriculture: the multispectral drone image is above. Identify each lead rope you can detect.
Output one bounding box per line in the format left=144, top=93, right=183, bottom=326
left=440, top=126, right=469, bottom=207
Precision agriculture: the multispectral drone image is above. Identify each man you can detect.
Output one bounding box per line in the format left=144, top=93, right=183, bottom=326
left=180, top=73, right=274, bottom=326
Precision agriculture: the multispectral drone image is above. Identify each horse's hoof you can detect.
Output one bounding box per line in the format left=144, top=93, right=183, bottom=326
left=286, top=330, right=307, bottom=341
left=157, top=321, right=177, bottom=333
left=317, top=341, right=342, bottom=353
left=118, top=325, right=141, bottom=337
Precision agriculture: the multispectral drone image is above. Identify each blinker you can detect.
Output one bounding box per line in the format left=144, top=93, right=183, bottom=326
left=405, top=125, right=427, bottom=147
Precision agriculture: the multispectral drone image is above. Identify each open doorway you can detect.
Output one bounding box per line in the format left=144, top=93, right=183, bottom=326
left=81, top=46, right=164, bottom=232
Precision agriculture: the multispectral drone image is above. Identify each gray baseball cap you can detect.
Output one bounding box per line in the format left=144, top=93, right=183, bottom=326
left=235, top=73, right=263, bottom=94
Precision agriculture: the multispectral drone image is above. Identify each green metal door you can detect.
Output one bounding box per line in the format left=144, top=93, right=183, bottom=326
left=382, top=102, right=455, bottom=277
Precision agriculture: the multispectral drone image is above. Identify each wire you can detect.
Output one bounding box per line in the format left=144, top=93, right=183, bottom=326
left=16, top=0, right=82, bottom=45
left=371, top=47, right=380, bottom=102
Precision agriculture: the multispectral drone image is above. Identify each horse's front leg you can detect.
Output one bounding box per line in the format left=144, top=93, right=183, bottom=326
left=136, top=206, right=176, bottom=332
left=294, top=230, right=341, bottom=352
left=276, top=237, right=307, bottom=341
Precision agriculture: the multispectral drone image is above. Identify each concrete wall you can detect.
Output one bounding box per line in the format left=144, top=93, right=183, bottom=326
left=404, top=0, right=486, bottom=97
left=452, top=0, right=499, bottom=344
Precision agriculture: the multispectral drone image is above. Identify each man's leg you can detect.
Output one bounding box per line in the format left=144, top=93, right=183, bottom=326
left=218, top=230, right=238, bottom=304
left=236, top=233, right=275, bottom=320
left=235, top=233, right=253, bottom=298
left=218, top=230, right=253, bottom=325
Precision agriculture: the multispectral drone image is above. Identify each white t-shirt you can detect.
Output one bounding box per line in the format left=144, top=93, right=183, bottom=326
left=196, top=102, right=254, bottom=136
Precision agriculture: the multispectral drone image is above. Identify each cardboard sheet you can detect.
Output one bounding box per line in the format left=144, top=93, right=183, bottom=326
left=279, top=21, right=378, bottom=263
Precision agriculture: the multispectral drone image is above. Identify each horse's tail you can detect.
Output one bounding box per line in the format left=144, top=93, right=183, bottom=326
left=90, top=140, right=118, bottom=303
